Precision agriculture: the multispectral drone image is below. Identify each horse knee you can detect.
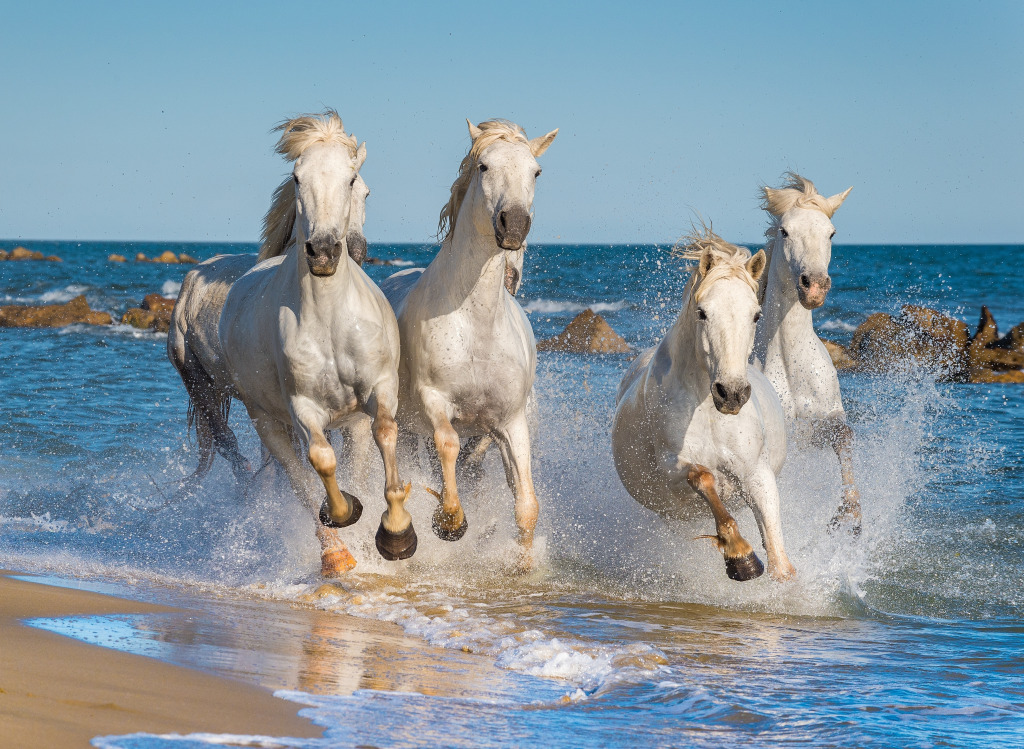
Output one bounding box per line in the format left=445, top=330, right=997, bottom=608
left=308, top=440, right=336, bottom=479
left=374, top=416, right=398, bottom=448
left=687, top=466, right=715, bottom=494
left=434, top=426, right=460, bottom=462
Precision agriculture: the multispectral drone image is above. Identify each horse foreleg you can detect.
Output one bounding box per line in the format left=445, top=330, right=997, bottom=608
left=492, top=412, right=540, bottom=573
left=371, top=400, right=416, bottom=561
left=252, top=411, right=356, bottom=577
left=817, top=416, right=862, bottom=535
left=423, top=392, right=467, bottom=542
left=743, top=465, right=796, bottom=581
left=686, top=465, right=764, bottom=582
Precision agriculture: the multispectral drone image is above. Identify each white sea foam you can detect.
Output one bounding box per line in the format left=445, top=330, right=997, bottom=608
left=37, top=284, right=91, bottom=303
left=161, top=280, right=182, bottom=298
left=818, top=319, right=858, bottom=332
left=523, top=299, right=629, bottom=315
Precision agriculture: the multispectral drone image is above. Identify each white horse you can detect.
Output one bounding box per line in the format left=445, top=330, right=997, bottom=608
left=380, top=118, right=557, bottom=570
left=751, top=173, right=859, bottom=532
left=168, top=175, right=370, bottom=490
left=612, top=227, right=796, bottom=581
left=218, top=111, right=413, bottom=577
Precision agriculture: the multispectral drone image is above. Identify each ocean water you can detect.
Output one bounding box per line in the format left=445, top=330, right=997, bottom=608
left=1, top=240, right=1022, bottom=748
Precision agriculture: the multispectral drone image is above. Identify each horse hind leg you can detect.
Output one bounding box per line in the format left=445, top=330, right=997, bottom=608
left=686, top=465, right=764, bottom=582
left=455, top=435, right=491, bottom=494
left=817, top=417, right=862, bottom=535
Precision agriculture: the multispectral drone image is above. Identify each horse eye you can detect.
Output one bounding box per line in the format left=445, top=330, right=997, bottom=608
left=754, top=312, right=762, bottom=323
left=830, top=230, right=836, bottom=240
left=350, top=176, right=357, bottom=187
left=779, top=227, right=789, bottom=238
left=479, top=163, right=488, bottom=172
left=697, top=308, right=707, bottom=321
left=535, top=169, right=542, bottom=179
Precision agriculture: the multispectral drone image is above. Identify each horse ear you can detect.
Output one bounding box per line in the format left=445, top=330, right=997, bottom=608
left=746, top=249, right=767, bottom=281
left=827, top=186, right=853, bottom=214
left=354, top=142, right=367, bottom=170
left=698, top=249, right=717, bottom=277
left=467, top=119, right=483, bottom=140
left=529, top=128, right=559, bottom=157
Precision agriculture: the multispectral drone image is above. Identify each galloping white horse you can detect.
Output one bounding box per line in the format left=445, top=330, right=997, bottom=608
left=751, top=174, right=859, bottom=532
left=168, top=174, right=370, bottom=490
left=219, top=111, right=413, bottom=576
left=381, top=119, right=557, bottom=570
left=612, top=228, right=796, bottom=581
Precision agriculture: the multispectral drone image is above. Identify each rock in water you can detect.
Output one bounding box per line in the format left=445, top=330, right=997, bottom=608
left=0, top=295, right=112, bottom=327
left=108, top=254, right=127, bottom=263
left=155, top=250, right=179, bottom=263
left=123, top=294, right=175, bottom=333
left=537, top=309, right=631, bottom=353
left=178, top=253, right=199, bottom=264
left=820, top=339, right=858, bottom=370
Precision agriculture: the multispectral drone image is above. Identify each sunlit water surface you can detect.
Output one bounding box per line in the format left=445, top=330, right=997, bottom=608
left=1, top=241, right=1022, bottom=748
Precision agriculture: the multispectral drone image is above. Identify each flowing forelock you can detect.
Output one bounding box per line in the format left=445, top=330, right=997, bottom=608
left=258, top=110, right=359, bottom=261
left=437, top=120, right=530, bottom=243
left=671, top=225, right=759, bottom=304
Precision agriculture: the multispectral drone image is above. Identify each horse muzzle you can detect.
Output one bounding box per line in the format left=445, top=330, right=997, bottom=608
left=797, top=272, right=831, bottom=309
left=712, top=380, right=751, bottom=415
left=305, top=238, right=344, bottom=277
left=494, top=207, right=531, bottom=251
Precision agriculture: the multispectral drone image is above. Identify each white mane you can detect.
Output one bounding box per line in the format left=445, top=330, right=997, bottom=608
left=672, top=225, right=759, bottom=304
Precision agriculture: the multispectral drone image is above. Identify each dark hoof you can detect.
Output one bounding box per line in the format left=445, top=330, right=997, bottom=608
left=319, top=491, right=363, bottom=529
left=375, top=523, right=418, bottom=561
left=725, top=552, right=764, bottom=582
left=431, top=508, right=468, bottom=542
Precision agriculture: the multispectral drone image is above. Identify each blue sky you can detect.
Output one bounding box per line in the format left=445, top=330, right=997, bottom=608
left=1, top=1, right=1021, bottom=244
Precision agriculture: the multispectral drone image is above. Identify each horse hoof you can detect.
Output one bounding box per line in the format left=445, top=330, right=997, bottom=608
left=375, top=523, right=418, bottom=561
left=725, top=552, right=764, bottom=582
left=319, top=491, right=363, bottom=529
left=432, top=508, right=468, bottom=542
left=321, top=546, right=357, bottom=577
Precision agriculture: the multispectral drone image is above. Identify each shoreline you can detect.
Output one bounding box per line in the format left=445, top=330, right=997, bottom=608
left=0, top=570, right=323, bottom=748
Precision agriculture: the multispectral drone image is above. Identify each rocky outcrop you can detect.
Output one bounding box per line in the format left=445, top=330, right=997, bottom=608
left=121, top=294, right=175, bottom=333
left=825, top=305, right=1024, bottom=384
left=133, top=251, right=198, bottom=264
left=537, top=309, right=631, bottom=353
left=0, top=247, right=61, bottom=262
left=0, top=295, right=111, bottom=327
left=108, top=254, right=127, bottom=263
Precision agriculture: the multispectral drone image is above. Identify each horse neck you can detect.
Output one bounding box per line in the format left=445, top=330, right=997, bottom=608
left=428, top=194, right=507, bottom=315
left=753, top=236, right=816, bottom=365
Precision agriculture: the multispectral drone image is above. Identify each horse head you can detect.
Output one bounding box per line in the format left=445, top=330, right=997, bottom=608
left=679, top=231, right=767, bottom=415
left=346, top=174, right=370, bottom=266
left=761, top=173, right=852, bottom=309
left=440, top=120, right=557, bottom=252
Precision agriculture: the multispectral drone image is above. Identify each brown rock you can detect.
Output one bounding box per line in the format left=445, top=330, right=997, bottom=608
left=122, top=308, right=158, bottom=330
left=0, top=295, right=112, bottom=328
left=849, top=313, right=904, bottom=370
left=178, top=253, right=199, bottom=264
left=992, top=321, right=1024, bottom=353
left=45, top=255, right=62, bottom=262
left=9, top=247, right=46, bottom=261
left=154, top=250, right=179, bottom=264
left=969, top=369, right=1024, bottom=384
left=141, top=294, right=176, bottom=315
left=820, top=338, right=858, bottom=370
left=849, top=307, right=971, bottom=380
left=108, top=254, right=127, bottom=263
left=0, top=250, right=8, bottom=261
left=537, top=309, right=631, bottom=354
left=135, top=253, right=149, bottom=262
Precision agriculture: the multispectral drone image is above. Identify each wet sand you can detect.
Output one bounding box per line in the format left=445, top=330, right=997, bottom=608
left=0, top=570, right=323, bottom=747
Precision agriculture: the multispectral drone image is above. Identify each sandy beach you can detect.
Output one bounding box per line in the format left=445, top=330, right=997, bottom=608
left=0, top=570, right=323, bottom=748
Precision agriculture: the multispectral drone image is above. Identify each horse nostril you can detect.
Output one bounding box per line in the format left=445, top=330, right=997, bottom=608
left=305, top=241, right=315, bottom=257
left=499, top=211, right=507, bottom=231
left=799, top=274, right=811, bottom=288
left=714, top=382, right=728, bottom=401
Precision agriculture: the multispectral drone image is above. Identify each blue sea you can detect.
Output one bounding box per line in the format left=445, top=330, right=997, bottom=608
left=1, top=240, right=1022, bottom=748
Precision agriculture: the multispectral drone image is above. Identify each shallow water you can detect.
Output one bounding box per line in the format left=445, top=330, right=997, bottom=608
left=1, top=240, right=1022, bottom=747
